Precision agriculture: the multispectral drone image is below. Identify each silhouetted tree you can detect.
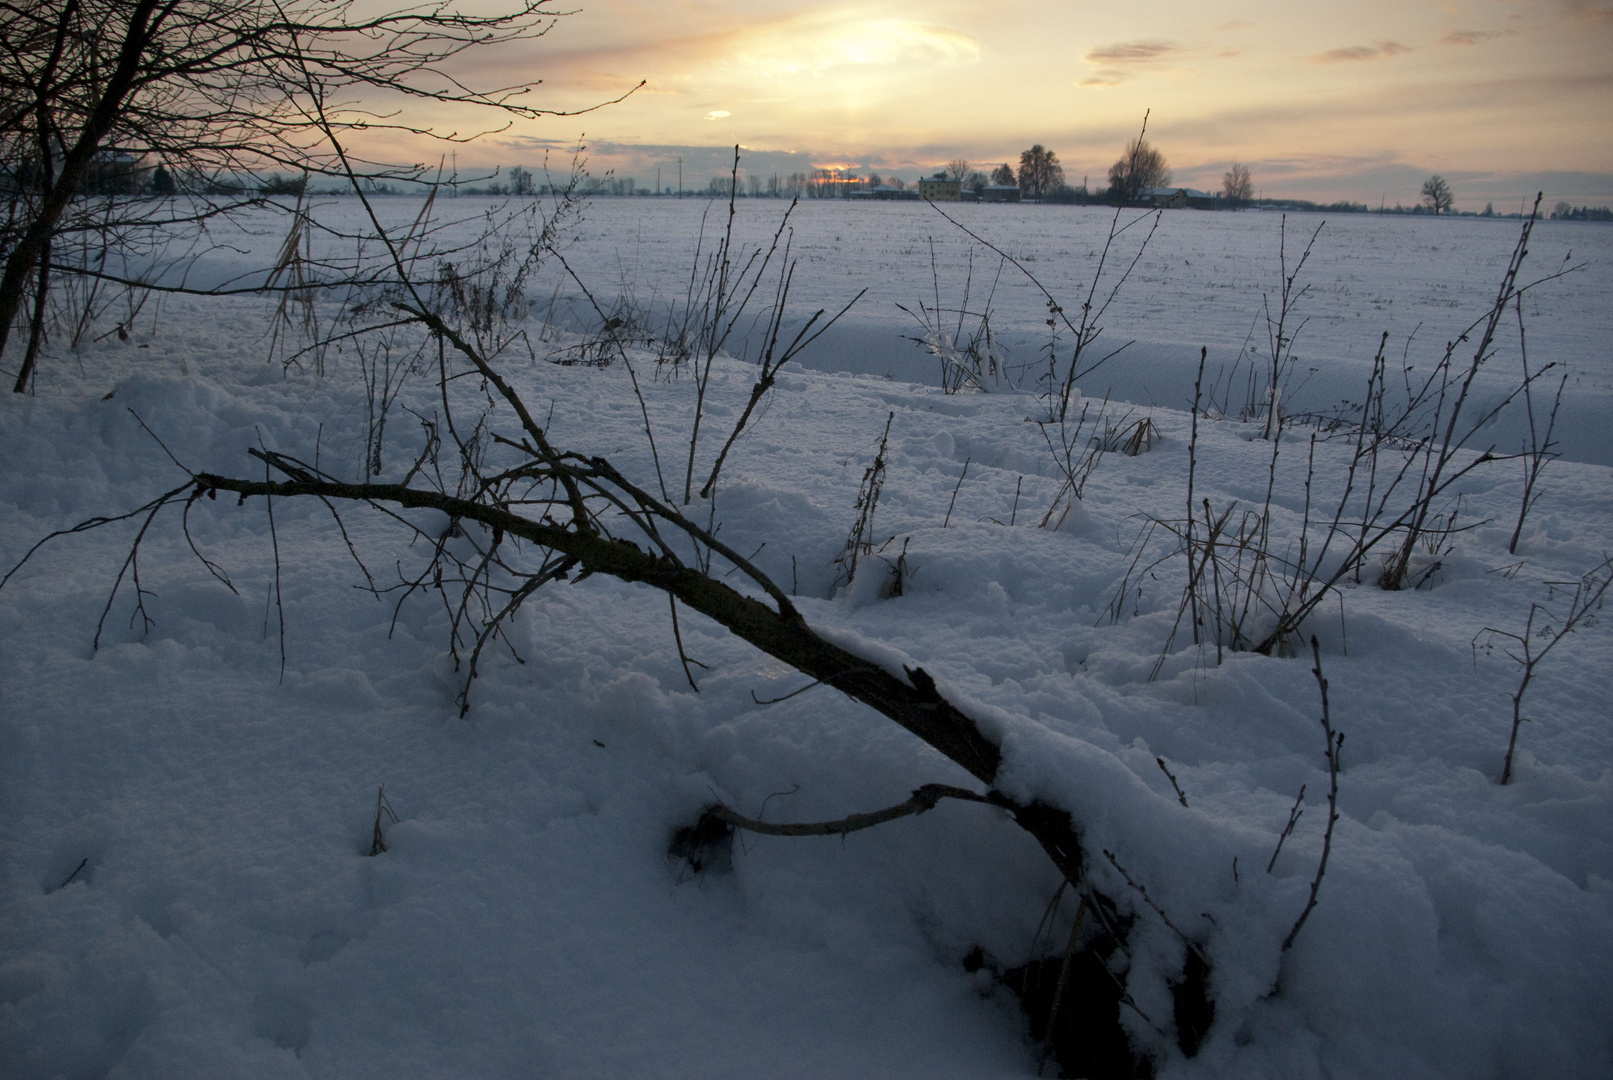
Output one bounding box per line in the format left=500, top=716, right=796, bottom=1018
left=258, top=172, right=307, bottom=197
left=1017, top=145, right=1064, bottom=203
left=1, top=0, right=632, bottom=391
left=1222, top=163, right=1253, bottom=208
left=989, top=163, right=1015, bottom=186
left=947, top=158, right=970, bottom=183
left=1421, top=175, right=1454, bottom=214
left=1106, top=138, right=1170, bottom=205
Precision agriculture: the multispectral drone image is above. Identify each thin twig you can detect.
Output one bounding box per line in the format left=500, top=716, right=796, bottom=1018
left=669, top=591, right=701, bottom=692
left=750, top=665, right=878, bottom=705
left=707, top=783, right=990, bottom=838
left=1283, top=637, right=1341, bottom=951
left=1103, top=849, right=1207, bottom=963
left=57, top=858, right=89, bottom=890
left=1155, top=756, right=1189, bottom=808
left=1477, top=555, right=1613, bottom=783
left=264, top=463, right=287, bottom=681
left=943, top=457, right=970, bottom=528
left=369, top=785, right=399, bottom=856
left=1042, top=895, right=1090, bottom=1044
left=1267, top=785, right=1306, bottom=873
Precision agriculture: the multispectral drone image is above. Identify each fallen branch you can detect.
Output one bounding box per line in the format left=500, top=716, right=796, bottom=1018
left=184, top=465, right=1099, bottom=878
left=704, top=783, right=992, bottom=839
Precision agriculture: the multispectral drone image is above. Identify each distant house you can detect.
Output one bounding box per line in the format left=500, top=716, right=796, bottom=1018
left=1144, top=187, right=1217, bottom=210
left=917, top=173, right=961, bottom=202
left=980, top=184, right=1021, bottom=203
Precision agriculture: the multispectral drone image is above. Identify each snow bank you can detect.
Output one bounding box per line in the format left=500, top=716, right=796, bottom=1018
left=3, top=201, right=1610, bottom=1078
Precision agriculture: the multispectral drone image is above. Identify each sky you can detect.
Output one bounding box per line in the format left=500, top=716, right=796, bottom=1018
left=400, top=0, right=1613, bottom=209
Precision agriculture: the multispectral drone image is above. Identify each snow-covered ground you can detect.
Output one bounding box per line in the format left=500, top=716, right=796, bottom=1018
left=2, top=199, right=1610, bottom=1078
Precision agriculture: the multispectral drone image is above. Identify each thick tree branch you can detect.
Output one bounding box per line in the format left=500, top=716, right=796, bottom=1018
left=191, top=469, right=1006, bottom=786
left=185, top=460, right=1093, bottom=888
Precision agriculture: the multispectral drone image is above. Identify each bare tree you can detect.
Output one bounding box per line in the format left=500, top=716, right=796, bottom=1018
left=1017, top=145, right=1064, bottom=203
left=1421, top=175, right=1454, bottom=215
left=947, top=158, right=970, bottom=183
left=508, top=166, right=536, bottom=196
left=1222, top=163, right=1253, bottom=208
left=1, top=0, right=638, bottom=392
left=1107, top=139, right=1170, bottom=206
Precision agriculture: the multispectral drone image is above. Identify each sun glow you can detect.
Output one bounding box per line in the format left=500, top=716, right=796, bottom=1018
left=728, top=16, right=980, bottom=80
left=418, top=0, right=1613, bottom=207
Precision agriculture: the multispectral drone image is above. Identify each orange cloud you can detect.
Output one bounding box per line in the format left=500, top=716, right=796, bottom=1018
left=1079, top=38, right=1185, bottom=88
left=1440, top=28, right=1514, bottom=45
left=1083, top=40, right=1183, bottom=65
left=1566, top=1, right=1613, bottom=25
left=1308, top=41, right=1412, bottom=63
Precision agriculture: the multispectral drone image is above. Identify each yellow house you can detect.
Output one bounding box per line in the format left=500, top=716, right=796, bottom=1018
left=917, top=174, right=961, bottom=201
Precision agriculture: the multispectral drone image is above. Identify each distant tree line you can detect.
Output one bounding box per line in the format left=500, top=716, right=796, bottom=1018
left=1551, top=201, right=1612, bottom=221
left=437, top=157, right=1610, bottom=223
left=0, top=150, right=312, bottom=198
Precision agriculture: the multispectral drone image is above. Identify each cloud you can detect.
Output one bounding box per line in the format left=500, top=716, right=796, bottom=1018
left=1077, top=71, right=1130, bottom=88
left=1307, top=40, right=1412, bottom=63
left=1440, top=28, right=1514, bottom=45
left=705, top=111, right=731, bottom=120
left=1566, top=1, right=1613, bottom=25
left=484, top=13, right=980, bottom=96
left=1083, top=40, right=1183, bottom=65
left=1078, top=38, right=1183, bottom=87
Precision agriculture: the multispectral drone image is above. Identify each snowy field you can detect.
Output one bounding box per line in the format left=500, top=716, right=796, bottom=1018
left=2, top=198, right=1611, bottom=1078
left=148, top=197, right=1613, bottom=464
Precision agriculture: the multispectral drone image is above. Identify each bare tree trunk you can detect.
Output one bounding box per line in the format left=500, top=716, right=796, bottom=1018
left=3, top=0, right=162, bottom=383
left=17, top=237, right=51, bottom=390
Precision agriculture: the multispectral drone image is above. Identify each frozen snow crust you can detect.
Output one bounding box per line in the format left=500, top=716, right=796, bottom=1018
left=2, top=199, right=1611, bottom=1078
